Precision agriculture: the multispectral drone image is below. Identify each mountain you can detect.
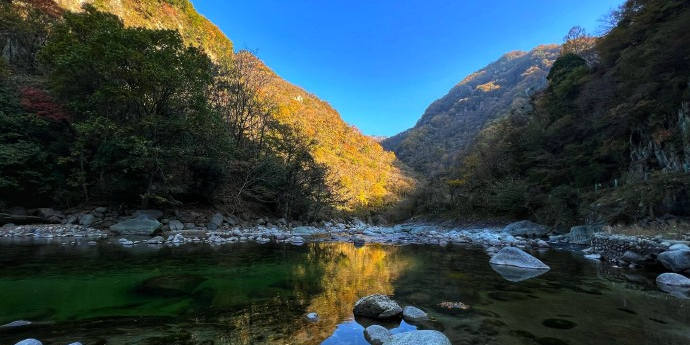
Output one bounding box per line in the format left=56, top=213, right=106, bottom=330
left=382, top=45, right=560, bottom=176
left=39, top=0, right=414, bottom=213
left=441, top=0, right=690, bottom=226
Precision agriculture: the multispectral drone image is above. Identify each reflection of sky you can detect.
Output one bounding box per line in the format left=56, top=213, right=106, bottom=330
left=321, top=319, right=418, bottom=345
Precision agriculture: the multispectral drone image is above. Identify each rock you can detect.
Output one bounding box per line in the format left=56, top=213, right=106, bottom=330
left=14, top=339, right=42, bottom=345
left=490, top=263, right=549, bottom=282
left=232, top=229, right=242, bottom=236
left=656, top=273, right=690, bottom=299
left=66, top=343, right=83, bottom=345
left=290, top=236, right=305, bottom=245
left=657, top=250, right=690, bottom=272
left=175, top=210, right=199, bottom=223
left=584, top=253, right=602, bottom=261
left=110, top=218, right=162, bottom=236
left=503, top=221, right=550, bottom=238
left=656, top=273, right=690, bottom=287
left=353, top=294, right=402, bottom=319
left=183, top=222, right=196, bottom=230
left=402, top=306, right=429, bottom=322
left=537, top=240, right=550, bottom=248
left=669, top=243, right=690, bottom=251
left=1, top=320, right=31, bottom=327
left=137, top=274, right=205, bottom=297
left=622, top=251, right=656, bottom=267
left=364, top=325, right=392, bottom=345
left=382, top=330, right=451, bottom=345
left=94, top=207, right=108, bottom=213
left=132, top=209, right=163, bottom=220
left=168, top=220, right=184, bottom=231
left=489, top=247, right=550, bottom=270
left=147, top=236, right=165, bottom=244
left=79, top=214, right=95, bottom=227
left=207, top=212, right=224, bottom=230
left=305, top=312, right=319, bottom=322
left=354, top=236, right=366, bottom=246
left=567, top=224, right=605, bottom=244
left=37, top=208, right=58, bottom=219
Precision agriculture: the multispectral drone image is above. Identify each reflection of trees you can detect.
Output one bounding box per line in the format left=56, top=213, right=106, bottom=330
left=289, top=243, right=413, bottom=344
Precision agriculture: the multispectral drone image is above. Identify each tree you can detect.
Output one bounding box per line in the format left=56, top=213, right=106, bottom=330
left=562, top=26, right=599, bottom=67
left=39, top=5, right=221, bottom=207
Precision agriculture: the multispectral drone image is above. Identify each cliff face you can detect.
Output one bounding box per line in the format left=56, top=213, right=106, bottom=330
left=43, top=0, right=414, bottom=211
left=383, top=45, right=560, bottom=176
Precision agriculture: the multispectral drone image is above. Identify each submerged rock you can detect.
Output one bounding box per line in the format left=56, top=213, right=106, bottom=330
left=382, top=330, right=451, bottom=345
left=353, top=294, right=402, bottom=319
left=137, top=274, right=205, bottom=297
left=364, top=325, right=392, bottom=345
left=490, top=263, right=549, bottom=282
left=402, top=305, right=429, bottom=322
left=489, top=247, right=550, bottom=270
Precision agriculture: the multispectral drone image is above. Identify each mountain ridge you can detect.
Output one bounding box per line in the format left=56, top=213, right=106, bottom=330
left=45, top=0, right=414, bottom=212
left=382, top=44, right=560, bottom=176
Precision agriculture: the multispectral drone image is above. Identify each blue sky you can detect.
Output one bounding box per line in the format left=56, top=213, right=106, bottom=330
left=192, top=0, right=625, bottom=137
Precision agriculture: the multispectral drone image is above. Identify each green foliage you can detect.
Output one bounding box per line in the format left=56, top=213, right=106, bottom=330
left=442, top=0, right=690, bottom=226
left=38, top=5, right=218, bottom=206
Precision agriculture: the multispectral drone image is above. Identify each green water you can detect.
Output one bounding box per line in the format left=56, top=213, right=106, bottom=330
left=0, top=239, right=688, bottom=345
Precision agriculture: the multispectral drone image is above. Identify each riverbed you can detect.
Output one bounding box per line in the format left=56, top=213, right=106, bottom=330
left=0, top=239, right=688, bottom=345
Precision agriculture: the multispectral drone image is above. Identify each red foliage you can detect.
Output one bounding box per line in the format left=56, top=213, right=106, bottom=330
left=20, top=87, right=70, bottom=122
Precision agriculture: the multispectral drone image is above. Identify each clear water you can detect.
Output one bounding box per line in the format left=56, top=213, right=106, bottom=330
left=0, top=239, right=688, bottom=345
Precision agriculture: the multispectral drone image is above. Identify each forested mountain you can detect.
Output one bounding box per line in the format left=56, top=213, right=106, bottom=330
left=435, top=0, right=690, bottom=228
left=382, top=45, right=560, bottom=176
left=0, top=0, right=414, bottom=219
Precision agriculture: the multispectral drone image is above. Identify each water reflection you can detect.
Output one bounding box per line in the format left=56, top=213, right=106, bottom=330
left=290, top=243, right=412, bottom=344
left=0, top=241, right=689, bottom=345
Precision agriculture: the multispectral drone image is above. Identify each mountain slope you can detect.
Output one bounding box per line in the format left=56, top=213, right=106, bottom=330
left=382, top=45, right=560, bottom=176
left=46, top=0, right=414, bottom=212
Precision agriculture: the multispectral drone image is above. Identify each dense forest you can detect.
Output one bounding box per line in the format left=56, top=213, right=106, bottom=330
left=0, top=0, right=414, bottom=220
left=412, top=0, right=690, bottom=229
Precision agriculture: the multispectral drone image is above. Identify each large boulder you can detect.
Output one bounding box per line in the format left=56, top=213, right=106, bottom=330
left=110, top=217, right=162, bottom=236
left=207, top=212, right=224, bottom=231
left=567, top=224, right=605, bottom=244
left=169, top=219, right=184, bottom=231
left=657, top=273, right=690, bottom=287
left=657, top=250, right=690, bottom=273
left=132, top=209, right=163, bottom=220
left=656, top=273, right=690, bottom=299
left=503, top=221, right=549, bottom=238
left=364, top=325, right=392, bottom=345
left=353, top=294, right=402, bottom=319
left=489, top=247, right=550, bottom=270
left=79, top=214, right=95, bottom=227
left=382, top=330, right=451, bottom=345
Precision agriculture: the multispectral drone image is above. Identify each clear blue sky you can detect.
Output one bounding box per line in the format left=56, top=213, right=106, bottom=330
left=192, top=0, right=625, bottom=137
